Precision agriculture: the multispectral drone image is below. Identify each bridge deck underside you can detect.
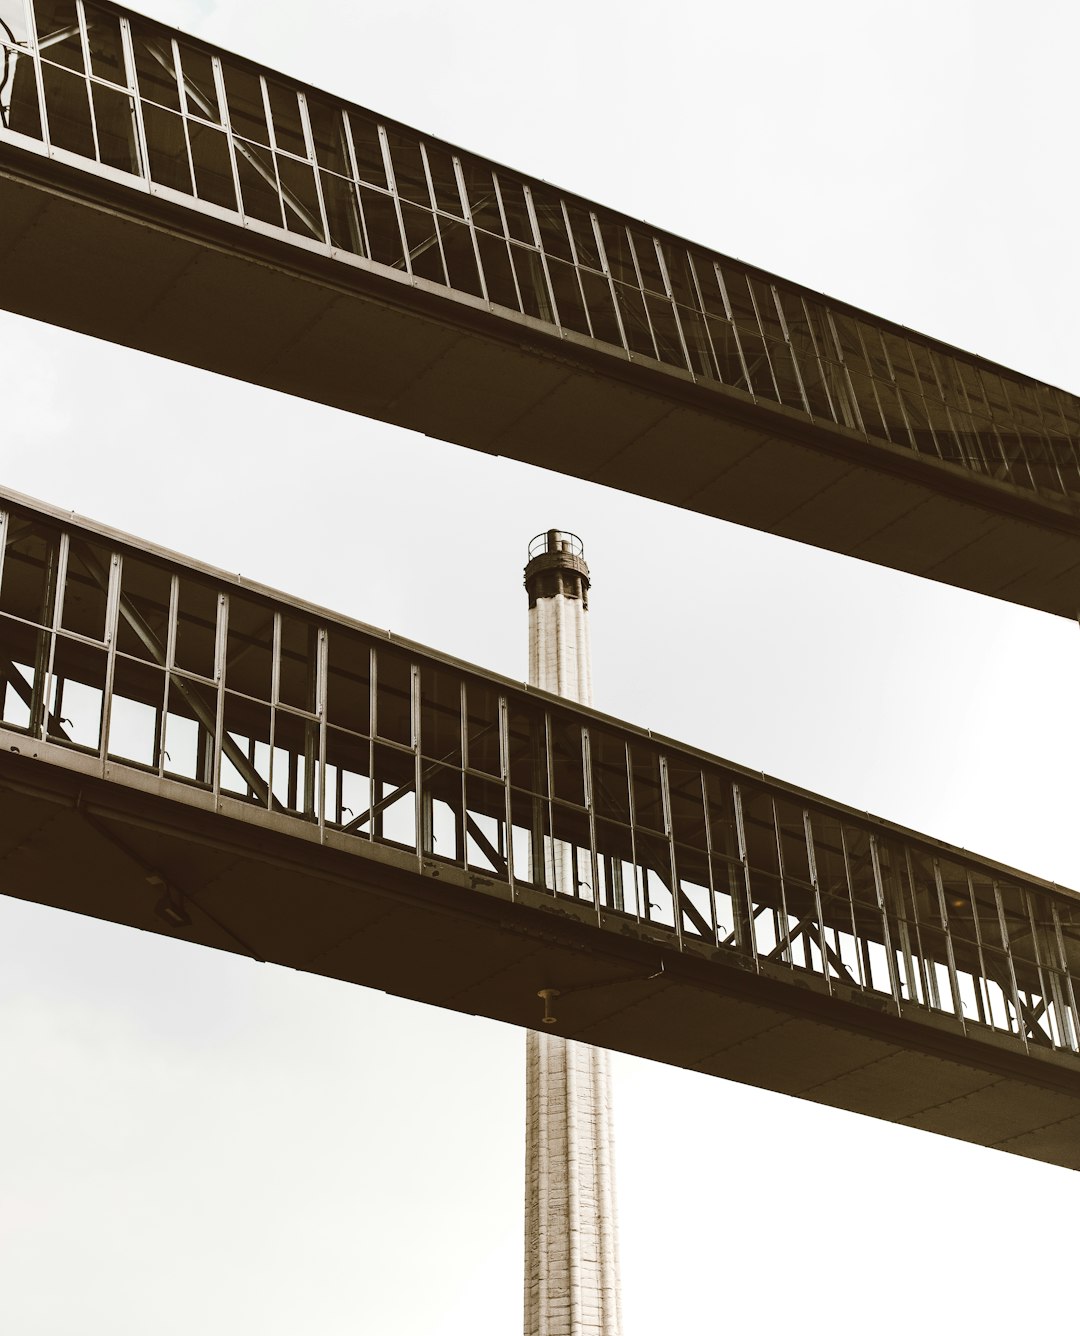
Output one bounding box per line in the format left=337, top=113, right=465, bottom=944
left=2, top=156, right=1080, bottom=619
left=2, top=749, right=1078, bottom=1172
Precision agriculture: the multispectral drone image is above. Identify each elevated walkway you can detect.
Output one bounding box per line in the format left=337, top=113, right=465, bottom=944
left=2, top=1, right=1080, bottom=614
left=2, top=487, right=1079, bottom=1170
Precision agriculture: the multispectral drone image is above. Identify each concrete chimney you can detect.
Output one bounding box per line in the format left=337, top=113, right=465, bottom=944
left=523, top=530, right=622, bottom=1336
left=525, top=529, right=592, bottom=706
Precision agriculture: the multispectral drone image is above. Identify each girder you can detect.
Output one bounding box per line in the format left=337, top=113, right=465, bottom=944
left=1, top=487, right=1079, bottom=1170
left=2, top=0, right=1080, bottom=615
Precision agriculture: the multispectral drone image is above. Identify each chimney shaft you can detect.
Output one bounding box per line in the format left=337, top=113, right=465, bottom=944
left=523, top=530, right=621, bottom=1336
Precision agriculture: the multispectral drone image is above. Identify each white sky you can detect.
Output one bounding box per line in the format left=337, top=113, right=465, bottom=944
left=2, top=1, right=1079, bottom=1331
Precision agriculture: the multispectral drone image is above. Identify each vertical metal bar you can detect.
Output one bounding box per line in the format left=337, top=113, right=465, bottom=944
left=520, top=183, right=557, bottom=326
left=258, top=74, right=277, bottom=149
left=453, top=153, right=489, bottom=305
left=18, top=1, right=50, bottom=150
left=72, top=0, right=103, bottom=165
left=369, top=642, right=381, bottom=740
left=27, top=518, right=57, bottom=739
left=299, top=665, right=317, bottom=820
left=98, top=549, right=121, bottom=764
left=710, top=262, right=754, bottom=398
left=659, top=754, right=684, bottom=951
left=498, top=693, right=515, bottom=898
left=336, top=103, right=371, bottom=259
left=559, top=198, right=585, bottom=295
left=522, top=706, right=542, bottom=889
left=1021, top=887, right=1056, bottom=1045
left=869, top=834, right=903, bottom=1011
left=901, top=849, right=932, bottom=1009
left=1046, top=970, right=1072, bottom=1050
left=245, top=730, right=257, bottom=803
left=416, top=139, right=438, bottom=212
left=211, top=54, right=242, bottom=213
left=651, top=238, right=694, bottom=372
left=286, top=747, right=297, bottom=812
left=102, top=539, right=121, bottom=643
left=803, top=808, right=831, bottom=992
left=410, top=660, right=421, bottom=856
left=158, top=572, right=177, bottom=778
left=589, top=212, right=630, bottom=353
left=210, top=591, right=227, bottom=798
left=378, top=123, right=411, bottom=276
left=52, top=530, right=70, bottom=636
left=769, top=796, right=792, bottom=965
left=623, top=739, right=641, bottom=920
left=682, top=250, right=723, bottom=381
left=838, top=822, right=870, bottom=990
left=456, top=678, right=467, bottom=867
left=768, top=284, right=810, bottom=413
left=957, top=871, right=989, bottom=1028
left=736, top=273, right=782, bottom=403
left=115, top=13, right=145, bottom=180
left=913, top=343, right=951, bottom=464
left=931, top=351, right=975, bottom=472
left=852, top=323, right=893, bottom=442
left=1051, top=902, right=1080, bottom=1051
left=796, top=294, right=839, bottom=423
left=536, top=709, right=551, bottom=893
left=168, top=41, right=197, bottom=200
left=489, top=172, right=525, bottom=310
left=900, top=339, right=942, bottom=461
left=894, top=888, right=920, bottom=1003
left=362, top=647, right=374, bottom=841
left=267, top=610, right=281, bottom=807
left=621, top=227, right=659, bottom=361
left=513, top=179, right=540, bottom=247
left=931, top=858, right=965, bottom=1030
left=698, top=768, right=719, bottom=947
left=414, top=142, right=449, bottom=279
left=731, top=783, right=758, bottom=965
left=494, top=169, right=518, bottom=240
left=313, top=625, right=327, bottom=828
left=950, top=357, right=995, bottom=477
left=297, top=90, right=330, bottom=243
left=822, top=308, right=867, bottom=434
left=40, top=530, right=68, bottom=740
left=582, top=726, right=601, bottom=926
left=877, top=329, right=920, bottom=451
left=993, top=879, right=1028, bottom=1048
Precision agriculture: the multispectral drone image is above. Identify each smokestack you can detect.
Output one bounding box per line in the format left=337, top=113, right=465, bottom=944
left=523, top=530, right=622, bottom=1336
left=525, top=530, right=592, bottom=707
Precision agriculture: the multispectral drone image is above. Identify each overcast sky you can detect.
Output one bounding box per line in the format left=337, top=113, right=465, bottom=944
left=2, top=1, right=1079, bottom=1332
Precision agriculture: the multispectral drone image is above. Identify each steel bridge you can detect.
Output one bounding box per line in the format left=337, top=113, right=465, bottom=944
left=2, top=0, right=1080, bottom=616
left=1, top=488, right=1079, bottom=1170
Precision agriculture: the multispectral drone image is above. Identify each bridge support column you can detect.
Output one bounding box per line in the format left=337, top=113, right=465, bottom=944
left=523, top=532, right=622, bottom=1336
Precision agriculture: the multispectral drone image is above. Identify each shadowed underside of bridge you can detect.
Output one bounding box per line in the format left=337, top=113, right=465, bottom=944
left=6, top=743, right=1080, bottom=1173
left=1, top=491, right=1079, bottom=1170
left=3, top=0, right=1080, bottom=616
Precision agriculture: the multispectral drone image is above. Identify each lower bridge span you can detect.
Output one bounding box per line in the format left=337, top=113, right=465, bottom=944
left=1, top=487, right=1079, bottom=1169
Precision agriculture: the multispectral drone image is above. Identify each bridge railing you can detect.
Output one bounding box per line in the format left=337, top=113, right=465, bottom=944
left=2, top=496, right=1079, bottom=1060
left=2, top=1, right=1079, bottom=501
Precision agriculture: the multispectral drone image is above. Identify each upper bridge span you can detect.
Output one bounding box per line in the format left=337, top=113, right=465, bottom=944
left=2, top=0, right=1080, bottom=615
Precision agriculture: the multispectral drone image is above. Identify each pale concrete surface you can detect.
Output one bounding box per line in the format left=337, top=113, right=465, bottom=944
left=528, top=595, right=593, bottom=711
